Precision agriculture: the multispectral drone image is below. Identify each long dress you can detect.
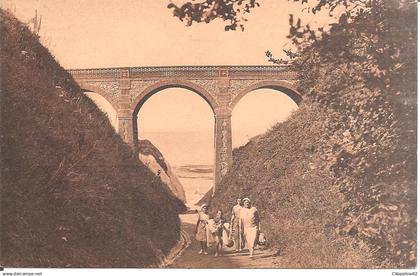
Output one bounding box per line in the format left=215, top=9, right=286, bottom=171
left=240, top=207, right=259, bottom=249
left=206, top=219, right=215, bottom=246
left=222, top=222, right=230, bottom=245
left=196, top=211, right=209, bottom=242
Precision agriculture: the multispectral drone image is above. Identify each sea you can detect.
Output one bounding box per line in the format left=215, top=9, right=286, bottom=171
left=141, top=130, right=265, bottom=206
left=172, top=164, right=214, bottom=207
left=141, top=131, right=215, bottom=206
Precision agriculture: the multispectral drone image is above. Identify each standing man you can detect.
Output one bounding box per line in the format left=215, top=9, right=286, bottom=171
left=230, top=198, right=243, bottom=252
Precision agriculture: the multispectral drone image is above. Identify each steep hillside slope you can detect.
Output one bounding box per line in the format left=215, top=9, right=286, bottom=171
left=207, top=10, right=415, bottom=271
left=0, top=9, right=185, bottom=267
left=207, top=2, right=416, bottom=269
left=208, top=105, right=374, bottom=268
left=138, top=139, right=186, bottom=202
left=210, top=102, right=415, bottom=268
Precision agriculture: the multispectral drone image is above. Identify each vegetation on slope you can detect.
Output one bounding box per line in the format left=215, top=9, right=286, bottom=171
left=287, top=1, right=417, bottom=267
left=199, top=0, right=416, bottom=269
left=0, top=9, right=185, bottom=267
left=208, top=105, right=373, bottom=268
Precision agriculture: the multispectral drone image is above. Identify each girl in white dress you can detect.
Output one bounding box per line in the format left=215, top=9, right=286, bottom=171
left=195, top=204, right=209, bottom=255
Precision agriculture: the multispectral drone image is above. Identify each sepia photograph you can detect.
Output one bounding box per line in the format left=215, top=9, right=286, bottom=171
left=0, top=0, right=417, bottom=274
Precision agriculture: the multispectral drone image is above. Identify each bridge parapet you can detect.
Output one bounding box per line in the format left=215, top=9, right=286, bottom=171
left=68, top=65, right=298, bottom=80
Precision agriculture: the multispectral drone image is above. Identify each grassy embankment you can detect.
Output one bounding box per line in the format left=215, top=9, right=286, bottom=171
left=206, top=100, right=415, bottom=268
left=203, top=105, right=373, bottom=267
left=202, top=4, right=416, bottom=268
left=1, top=9, right=185, bottom=267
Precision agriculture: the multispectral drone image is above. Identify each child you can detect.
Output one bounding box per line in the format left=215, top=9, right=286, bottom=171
left=195, top=204, right=210, bottom=255
left=211, top=210, right=225, bottom=257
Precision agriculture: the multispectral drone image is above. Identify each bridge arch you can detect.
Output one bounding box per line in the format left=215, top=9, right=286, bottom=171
left=229, top=80, right=302, bottom=110
left=130, top=80, right=219, bottom=158
left=131, top=79, right=218, bottom=115
left=79, top=83, right=120, bottom=111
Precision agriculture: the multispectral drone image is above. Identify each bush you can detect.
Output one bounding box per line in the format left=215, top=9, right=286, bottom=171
left=207, top=1, right=416, bottom=268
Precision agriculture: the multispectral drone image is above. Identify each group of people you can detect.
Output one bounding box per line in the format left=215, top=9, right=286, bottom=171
left=195, top=198, right=260, bottom=257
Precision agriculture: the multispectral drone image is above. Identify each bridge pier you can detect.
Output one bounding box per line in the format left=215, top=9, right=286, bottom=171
left=117, top=77, right=137, bottom=148
left=117, top=115, right=135, bottom=148
left=214, top=108, right=233, bottom=195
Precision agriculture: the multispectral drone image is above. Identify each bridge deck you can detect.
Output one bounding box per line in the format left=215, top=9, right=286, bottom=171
left=68, top=65, right=297, bottom=80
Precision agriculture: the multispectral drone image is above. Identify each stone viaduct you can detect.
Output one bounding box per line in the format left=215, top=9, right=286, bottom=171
left=68, top=66, right=301, bottom=192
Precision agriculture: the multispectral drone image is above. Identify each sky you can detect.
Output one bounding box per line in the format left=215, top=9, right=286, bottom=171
left=2, top=0, right=335, bottom=67
left=2, top=0, right=335, bottom=166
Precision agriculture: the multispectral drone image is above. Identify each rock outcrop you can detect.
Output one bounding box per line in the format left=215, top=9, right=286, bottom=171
left=138, top=140, right=186, bottom=202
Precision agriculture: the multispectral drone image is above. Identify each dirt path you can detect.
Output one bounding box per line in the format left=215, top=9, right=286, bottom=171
left=169, top=212, right=282, bottom=268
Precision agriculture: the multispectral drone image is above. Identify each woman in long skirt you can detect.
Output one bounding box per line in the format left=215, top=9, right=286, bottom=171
left=240, top=198, right=260, bottom=257
left=195, top=204, right=210, bottom=255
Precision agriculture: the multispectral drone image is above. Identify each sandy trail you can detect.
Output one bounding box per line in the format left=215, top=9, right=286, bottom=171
left=169, top=212, right=281, bottom=268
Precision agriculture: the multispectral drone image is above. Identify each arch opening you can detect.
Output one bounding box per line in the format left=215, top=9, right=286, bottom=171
left=132, top=83, right=217, bottom=116
left=80, top=83, right=120, bottom=112
left=135, top=86, right=215, bottom=206
left=232, top=88, right=299, bottom=148
left=84, top=91, right=119, bottom=132
left=230, top=82, right=302, bottom=111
